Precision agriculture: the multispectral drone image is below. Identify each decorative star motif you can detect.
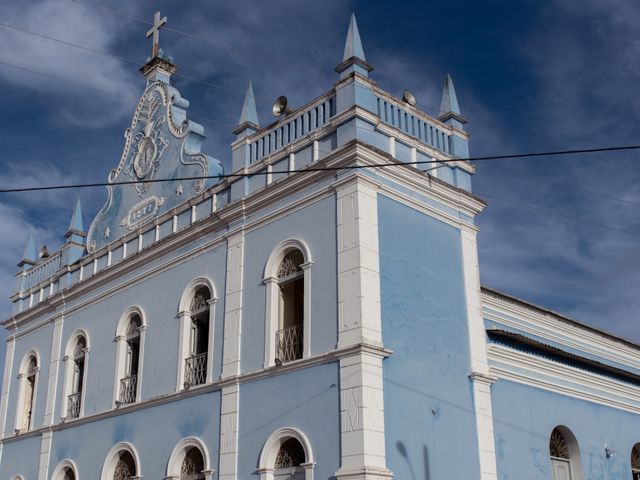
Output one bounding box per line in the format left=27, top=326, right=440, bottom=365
left=104, top=226, right=111, bottom=239
left=176, top=183, right=184, bottom=196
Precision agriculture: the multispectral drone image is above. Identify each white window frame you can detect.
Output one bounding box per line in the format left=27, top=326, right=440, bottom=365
left=113, top=307, right=146, bottom=406
left=176, top=278, right=218, bottom=391
left=14, top=350, right=40, bottom=434
left=165, top=436, right=214, bottom=479
left=60, top=330, right=90, bottom=420
left=100, top=442, right=142, bottom=480
left=257, top=427, right=315, bottom=480
left=263, top=239, right=313, bottom=368
left=549, top=425, right=583, bottom=480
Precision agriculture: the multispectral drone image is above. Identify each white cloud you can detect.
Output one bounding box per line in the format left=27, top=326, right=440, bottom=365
left=0, top=0, right=139, bottom=127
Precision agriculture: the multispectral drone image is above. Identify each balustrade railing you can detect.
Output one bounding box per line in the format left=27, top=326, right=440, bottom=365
left=184, top=352, right=207, bottom=387
left=66, top=392, right=81, bottom=419
left=119, top=375, right=137, bottom=405
left=275, top=323, right=303, bottom=364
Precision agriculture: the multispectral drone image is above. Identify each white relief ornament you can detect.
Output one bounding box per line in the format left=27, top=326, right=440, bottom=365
left=176, top=183, right=184, bottom=196
left=104, top=226, right=111, bottom=239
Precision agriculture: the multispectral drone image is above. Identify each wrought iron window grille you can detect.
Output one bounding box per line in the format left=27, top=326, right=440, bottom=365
left=550, top=428, right=570, bottom=459
left=275, top=324, right=303, bottom=364
left=119, top=375, right=137, bottom=405
left=184, top=352, right=207, bottom=387
left=66, top=392, right=81, bottom=419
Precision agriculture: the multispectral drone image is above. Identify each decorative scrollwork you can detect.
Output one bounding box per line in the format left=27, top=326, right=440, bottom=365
left=190, top=289, right=210, bottom=316
left=180, top=447, right=204, bottom=476
left=277, top=250, right=304, bottom=279
left=113, top=453, right=135, bottom=480
left=274, top=438, right=305, bottom=469
left=126, top=316, right=141, bottom=339
left=550, top=428, right=569, bottom=459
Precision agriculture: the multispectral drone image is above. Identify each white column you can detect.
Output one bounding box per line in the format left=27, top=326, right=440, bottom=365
left=112, top=335, right=125, bottom=405
left=336, top=178, right=382, bottom=348
left=44, top=316, right=64, bottom=426
left=0, top=337, right=16, bottom=436
left=222, top=231, right=245, bottom=378
left=461, top=226, right=498, bottom=480
left=176, top=311, right=190, bottom=391
left=206, top=299, right=218, bottom=383
left=38, top=430, right=53, bottom=480
left=262, top=277, right=279, bottom=368
left=218, top=383, right=240, bottom=480
left=335, top=177, right=391, bottom=480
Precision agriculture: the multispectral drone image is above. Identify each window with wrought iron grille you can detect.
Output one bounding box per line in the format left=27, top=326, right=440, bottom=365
left=113, top=451, right=137, bottom=480
left=276, top=250, right=304, bottom=364
left=184, top=287, right=211, bottom=388
left=65, top=335, right=87, bottom=419
left=549, top=427, right=582, bottom=480
left=119, top=315, right=141, bottom=405
left=17, top=355, right=38, bottom=432
left=180, top=446, right=206, bottom=479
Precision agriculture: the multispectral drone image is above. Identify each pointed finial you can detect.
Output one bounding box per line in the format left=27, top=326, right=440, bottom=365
left=438, top=73, right=467, bottom=128
left=68, top=198, right=84, bottom=234
left=343, top=14, right=366, bottom=62
left=233, top=81, right=260, bottom=136
left=18, top=232, right=36, bottom=268
left=335, top=14, right=373, bottom=78
left=239, top=81, right=259, bottom=127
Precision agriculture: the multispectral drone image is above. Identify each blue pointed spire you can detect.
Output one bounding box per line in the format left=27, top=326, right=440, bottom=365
left=343, top=14, right=366, bottom=62
left=238, top=81, right=259, bottom=127
left=68, top=198, right=84, bottom=234
left=439, top=74, right=460, bottom=116
left=336, top=13, right=373, bottom=78
left=438, top=73, right=467, bottom=129
left=18, top=232, right=36, bottom=268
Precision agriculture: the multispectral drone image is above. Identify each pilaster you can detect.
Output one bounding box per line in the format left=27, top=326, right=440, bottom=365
left=335, top=176, right=391, bottom=479
left=44, top=316, right=64, bottom=425
left=222, top=231, right=245, bottom=378
left=0, top=337, right=16, bottom=437
left=461, top=226, right=498, bottom=480
left=218, top=383, right=240, bottom=480
left=38, top=430, right=53, bottom=480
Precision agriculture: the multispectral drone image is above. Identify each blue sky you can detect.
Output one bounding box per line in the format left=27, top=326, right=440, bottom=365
left=0, top=0, right=639, bottom=344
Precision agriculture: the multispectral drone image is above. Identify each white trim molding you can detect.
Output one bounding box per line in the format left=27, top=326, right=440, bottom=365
left=257, top=426, right=315, bottom=480
left=50, top=458, right=79, bottom=480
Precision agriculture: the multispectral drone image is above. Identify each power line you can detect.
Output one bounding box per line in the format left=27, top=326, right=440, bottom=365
left=0, top=20, right=249, bottom=98
left=0, top=58, right=237, bottom=129
left=1, top=144, right=639, bottom=194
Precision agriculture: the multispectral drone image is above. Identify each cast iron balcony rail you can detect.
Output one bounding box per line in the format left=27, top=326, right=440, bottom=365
left=184, top=352, right=207, bottom=388
left=66, top=392, right=81, bottom=419
left=275, top=323, right=303, bottom=364
left=119, top=375, right=137, bottom=405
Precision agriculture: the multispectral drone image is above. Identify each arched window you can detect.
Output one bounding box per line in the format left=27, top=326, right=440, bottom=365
left=631, top=444, right=640, bottom=480
left=185, top=287, right=211, bottom=388
left=180, top=447, right=205, bottom=479
left=120, top=315, right=141, bottom=405
left=113, top=450, right=136, bottom=480
left=263, top=241, right=312, bottom=368
left=276, top=250, right=305, bottom=363
left=113, top=308, right=146, bottom=407
left=16, top=354, right=38, bottom=433
left=62, top=333, right=89, bottom=420
left=550, top=427, right=582, bottom=480
left=100, top=443, right=141, bottom=480
left=166, top=437, right=212, bottom=480
left=51, top=460, right=78, bottom=480
left=257, top=427, right=314, bottom=480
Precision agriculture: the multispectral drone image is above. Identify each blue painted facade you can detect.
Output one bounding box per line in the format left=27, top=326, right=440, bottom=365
left=3, top=12, right=640, bottom=480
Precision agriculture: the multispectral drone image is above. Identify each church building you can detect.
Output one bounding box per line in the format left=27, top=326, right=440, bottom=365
left=2, top=12, right=640, bottom=480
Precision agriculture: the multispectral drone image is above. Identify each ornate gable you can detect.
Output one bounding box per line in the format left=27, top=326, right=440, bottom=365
left=86, top=60, right=223, bottom=253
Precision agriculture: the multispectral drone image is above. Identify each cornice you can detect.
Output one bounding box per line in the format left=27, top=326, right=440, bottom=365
left=0, top=342, right=391, bottom=444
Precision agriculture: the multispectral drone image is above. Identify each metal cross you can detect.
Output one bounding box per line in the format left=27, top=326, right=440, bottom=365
left=146, top=11, right=167, bottom=59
